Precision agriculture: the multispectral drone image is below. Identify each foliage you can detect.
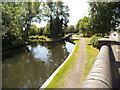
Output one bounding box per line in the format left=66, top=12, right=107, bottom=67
left=29, top=35, right=51, bottom=42
left=76, top=2, right=120, bottom=37
left=117, top=28, right=120, bottom=33
left=2, top=1, right=43, bottom=48
left=38, top=27, right=45, bottom=35
left=2, top=1, right=70, bottom=49
left=90, top=36, right=101, bottom=47
left=43, top=24, right=50, bottom=35
left=45, top=0, right=69, bottom=38
left=89, top=2, right=120, bottom=35
left=29, top=24, right=39, bottom=35
left=2, top=2, right=25, bottom=48
left=76, top=16, right=92, bottom=37
left=65, top=25, right=77, bottom=33
left=22, top=1, right=42, bottom=38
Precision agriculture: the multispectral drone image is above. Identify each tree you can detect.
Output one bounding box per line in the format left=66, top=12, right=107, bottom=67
left=75, top=22, right=80, bottom=33
left=2, top=1, right=43, bottom=48
left=117, top=28, right=120, bottom=33
left=89, top=2, right=120, bottom=36
left=22, top=1, right=42, bottom=38
left=2, top=2, right=24, bottom=47
left=45, top=0, right=69, bottom=38
left=66, top=25, right=76, bottom=33
left=43, top=24, right=50, bottom=35
left=29, top=24, right=38, bottom=35
left=77, top=16, right=92, bottom=37
left=38, top=27, right=45, bottom=35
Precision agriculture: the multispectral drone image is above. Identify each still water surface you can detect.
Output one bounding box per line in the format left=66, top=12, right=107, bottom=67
left=2, top=41, right=75, bottom=88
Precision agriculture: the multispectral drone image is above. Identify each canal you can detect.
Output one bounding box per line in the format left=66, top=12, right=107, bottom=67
left=2, top=41, right=75, bottom=88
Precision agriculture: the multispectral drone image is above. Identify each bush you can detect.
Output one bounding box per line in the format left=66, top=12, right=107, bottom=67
left=29, top=35, right=52, bottom=42
left=117, top=28, right=120, bottom=34
left=90, top=36, right=101, bottom=47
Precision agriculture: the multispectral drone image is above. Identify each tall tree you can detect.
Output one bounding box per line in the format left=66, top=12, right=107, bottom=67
left=29, top=24, right=39, bottom=35
left=2, top=1, right=43, bottom=48
left=89, top=2, right=120, bottom=35
left=76, top=16, right=91, bottom=36
left=22, top=1, right=42, bottom=38
left=66, top=25, right=76, bottom=33
left=2, top=2, right=24, bottom=46
left=45, top=0, right=69, bottom=38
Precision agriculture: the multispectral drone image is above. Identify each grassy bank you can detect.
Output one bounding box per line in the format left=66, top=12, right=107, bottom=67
left=29, top=35, right=71, bottom=42
left=46, top=40, right=80, bottom=88
left=80, top=38, right=99, bottom=85
left=29, top=35, right=52, bottom=42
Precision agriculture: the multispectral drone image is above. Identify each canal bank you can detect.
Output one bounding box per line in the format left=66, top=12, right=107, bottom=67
left=2, top=41, right=75, bottom=88
left=2, top=34, right=72, bottom=52
left=29, top=34, right=72, bottom=43
left=40, top=39, right=80, bottom=88
left=40, top=37, right=100, bottom=88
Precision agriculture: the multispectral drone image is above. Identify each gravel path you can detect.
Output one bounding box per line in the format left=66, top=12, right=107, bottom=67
left=64, top=38, right=86, bottom=88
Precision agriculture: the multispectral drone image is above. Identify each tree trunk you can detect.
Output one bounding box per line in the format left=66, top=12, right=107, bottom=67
left=25, top=23, right=30, bottom=38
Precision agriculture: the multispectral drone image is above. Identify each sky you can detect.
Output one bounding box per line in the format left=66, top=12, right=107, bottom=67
left=63, top=0, right=89, bottom=25
left=34, top=0, right=90, bottom=27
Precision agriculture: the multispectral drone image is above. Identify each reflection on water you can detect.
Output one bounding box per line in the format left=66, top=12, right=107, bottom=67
left=28, top=45, right=49, bottom=61
left=2, top=41, right=75, bottom=88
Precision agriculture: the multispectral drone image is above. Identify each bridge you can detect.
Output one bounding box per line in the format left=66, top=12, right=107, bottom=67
left=82, top=37, right=120, bottom=88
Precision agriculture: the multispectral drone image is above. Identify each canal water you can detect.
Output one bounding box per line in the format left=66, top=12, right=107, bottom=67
left=2, top=41, right=75, bottom=88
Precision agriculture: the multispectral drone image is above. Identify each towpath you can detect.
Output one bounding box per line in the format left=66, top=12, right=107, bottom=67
left=64, top=38, right=86, bottom=88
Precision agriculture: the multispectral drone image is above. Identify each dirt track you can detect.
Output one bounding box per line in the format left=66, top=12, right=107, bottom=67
left=64, top=38, right=86, bottom=88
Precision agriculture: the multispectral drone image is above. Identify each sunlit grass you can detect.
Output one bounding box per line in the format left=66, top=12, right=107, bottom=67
left=29, top=35, right=73, bottom=42
left=29, top=35, right=52, bottom=42
left=80, top=38, right=99, bottom=86
left=46, top=40, right=80, bottom=88
left=72, top=34, right=80, bottom=37
left=83, top=37, right=92, bottom=39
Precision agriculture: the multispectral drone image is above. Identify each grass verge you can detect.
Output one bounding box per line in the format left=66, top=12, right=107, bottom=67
left=29, top=35, right=52, bottom=42
left=46, top=40, right=80, bottom=88
left=80, top=38, right=99, bottom=85
left=29, top=35, right=72, bottom=42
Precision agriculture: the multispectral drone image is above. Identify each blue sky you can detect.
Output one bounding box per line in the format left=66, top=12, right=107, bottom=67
left=33, top=0, right=89, bottom=27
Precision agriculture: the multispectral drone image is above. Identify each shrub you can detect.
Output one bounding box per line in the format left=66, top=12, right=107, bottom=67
left=90, top=36, right=101, bottom=47
left=117, top=28, right=120, bottom=34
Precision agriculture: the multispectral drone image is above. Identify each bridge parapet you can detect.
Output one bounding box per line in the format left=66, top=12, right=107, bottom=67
left=82, top=45, right=113, bottom=88
left=98, top=38, right=116, bottom=49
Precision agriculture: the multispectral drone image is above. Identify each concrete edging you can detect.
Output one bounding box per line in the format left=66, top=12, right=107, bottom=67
left=40, top=42, right=78, bottom=89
